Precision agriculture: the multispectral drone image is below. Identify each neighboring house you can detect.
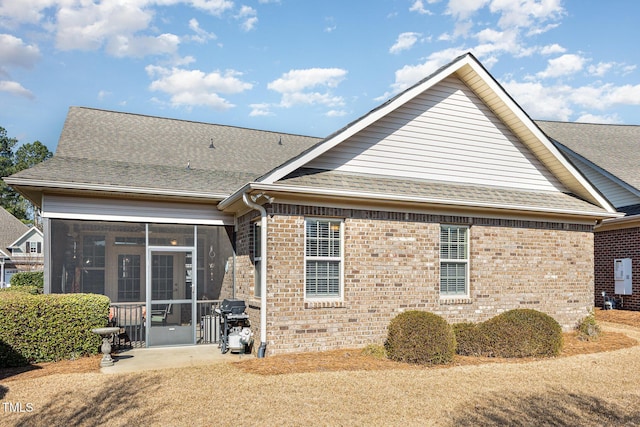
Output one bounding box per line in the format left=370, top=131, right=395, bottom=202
left=0, top=207, right=39, bottom=287
left=5, top=53, right=620, bottom=355
left=537, top=121, right=640, bottom=311
left=8, top=226, right=45, bottom=273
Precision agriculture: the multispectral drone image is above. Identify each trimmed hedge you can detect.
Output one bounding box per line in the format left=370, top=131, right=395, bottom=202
left=477, top=309, right=563, bottom=358
left=452, top=322, right=491, bottom=357
left=0, top=292, right=110, bottom=367
left=385, top=310, right=456, bottom=365
left=10, top=271, right=44, bottom=290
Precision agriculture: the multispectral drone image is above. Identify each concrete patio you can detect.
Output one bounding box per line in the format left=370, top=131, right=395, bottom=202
left=101, top=345, right=254, bottom=374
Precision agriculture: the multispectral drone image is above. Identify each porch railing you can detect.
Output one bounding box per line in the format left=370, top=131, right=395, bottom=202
left=109, top=300, right=221, bottom=348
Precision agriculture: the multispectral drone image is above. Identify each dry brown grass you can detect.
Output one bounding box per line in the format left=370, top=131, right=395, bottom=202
left=2, top=308, right=640, bottom=426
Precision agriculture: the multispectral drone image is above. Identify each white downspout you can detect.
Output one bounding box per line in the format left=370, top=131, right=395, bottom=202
left=242, top=192, right=269, bottom=358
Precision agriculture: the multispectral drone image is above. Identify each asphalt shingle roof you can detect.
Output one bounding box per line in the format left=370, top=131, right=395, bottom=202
left=278, top=169, right=606, bottom=215
left=11, top=107, right=321, bottom=197
left=0, top=207, right=28, bottom=253
left=536, top=120, right=640, bottom=190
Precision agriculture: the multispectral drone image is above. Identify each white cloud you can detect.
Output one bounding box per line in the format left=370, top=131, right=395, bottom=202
left=540, top=43, right=566, bottom=55
left=536, top=53, right=585, bottom=79
left=107, top=33, right=181, bottom=58
left=446, top=0, right=489, bottom=20
left=575, top=113, right=622, bottom=124
left=97, top=90, right=111, bottom=101
left=236, top=5, right=258, bottom=31
left=268, top=68, right=347, bottom=93
left=189, top=18, right=217, bottom=43
left=390, top=32, right=422, bottom=54
left=249, top=103, right=274, bottom=116
left=146, top=65, right=253, bottom=109
left=0, top=80, right=35, bottom=99
left=268, top=68, right=348, bottom=109
left=489, top=0, right=565, bottom=32
left=502, top=79, right=573, bottom=120
left=0, top=34, right=41, bottom=68
left=187, top=0, right=234, bottom=16
left=326, top=109, right=348, bottom=117
left=409, top=0, right=433, bottom=15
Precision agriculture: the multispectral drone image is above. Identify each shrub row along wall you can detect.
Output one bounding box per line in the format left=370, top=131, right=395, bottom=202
left=234, top=204, right=594, bottom=356
left=0, top=290, right=110, bottom=367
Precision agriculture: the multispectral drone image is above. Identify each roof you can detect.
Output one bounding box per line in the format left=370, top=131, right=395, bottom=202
left=274, top=168, right=610, bottom=218
left=7, top=107, right=321, bottom=200
left=9, top=226, right=43, bottom=249
left=537, top=120, right=640, bottom=190
left=253, top=53, right=613, bottom=214
left=0, top=207, right=29, bottom=257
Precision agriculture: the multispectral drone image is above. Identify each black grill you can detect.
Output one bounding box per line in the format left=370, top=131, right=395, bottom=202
left=215, top=299, right=251, bottom=354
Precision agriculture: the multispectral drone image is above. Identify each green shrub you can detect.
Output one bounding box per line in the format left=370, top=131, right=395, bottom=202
left=0, top=293, right=110, bottom=367
left=361, top=344, right=387, bottom=359
left=0, top=285, right=42, bottom=295
left=576, top=312, right=601, bottom=341
left=10, top=271, right=44, bottom=290
left=478, top=309, right=563, bottom=358
left=385, top=310, right=456, bottom=365
left=453, top=322, right=491, bottom=357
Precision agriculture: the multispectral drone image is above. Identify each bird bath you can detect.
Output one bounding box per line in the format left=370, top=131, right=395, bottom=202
left=92, top=327, right=120, bottom=367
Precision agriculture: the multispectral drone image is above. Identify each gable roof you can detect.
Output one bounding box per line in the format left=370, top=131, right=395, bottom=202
left=0, top=207, right=29, bottom=258
left=9, top=226, right=43, bottom=249
left=220, top=53, right=616, bottom=219
left=6, top=107, right=321, bottom=202
left=537, top=120, right=640, bottom=208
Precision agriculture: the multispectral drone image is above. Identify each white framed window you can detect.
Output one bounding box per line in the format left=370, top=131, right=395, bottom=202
left=305, top=218, right=343, bottom=299
left=253, top=222, right=261, bottom=297
left=26, top=241, right=42, bottom=254
left=440, top=225, right=469, bottom=297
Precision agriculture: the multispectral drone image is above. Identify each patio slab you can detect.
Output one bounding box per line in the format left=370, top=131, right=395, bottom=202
left=100, top=344, right=253, bottom=374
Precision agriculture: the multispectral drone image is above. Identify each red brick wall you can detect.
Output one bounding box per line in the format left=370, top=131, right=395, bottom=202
left=236, top=205, right=595, bottom=356
left=595, top=227, right=640, bottom=310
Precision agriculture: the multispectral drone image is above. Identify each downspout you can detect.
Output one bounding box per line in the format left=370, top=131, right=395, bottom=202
left=242, top=192, right=269, bottom=358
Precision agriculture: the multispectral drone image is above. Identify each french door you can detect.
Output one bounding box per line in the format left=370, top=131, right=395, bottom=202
left=147, top=248, right=195, bottom=346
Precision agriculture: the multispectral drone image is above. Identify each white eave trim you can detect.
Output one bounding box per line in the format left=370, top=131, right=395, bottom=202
left=4, top=178, right=228, bottom=200
left=222, top=182, right=621, bottom=220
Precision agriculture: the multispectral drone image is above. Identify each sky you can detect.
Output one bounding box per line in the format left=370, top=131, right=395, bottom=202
left=2, top=0, right=640, bottom=151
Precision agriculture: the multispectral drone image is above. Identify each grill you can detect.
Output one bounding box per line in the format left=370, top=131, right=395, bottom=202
left=215, top=298, right=253, bottom=354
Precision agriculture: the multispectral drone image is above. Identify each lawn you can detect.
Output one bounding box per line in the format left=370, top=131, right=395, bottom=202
left=2, top=308, right=640, bottom=426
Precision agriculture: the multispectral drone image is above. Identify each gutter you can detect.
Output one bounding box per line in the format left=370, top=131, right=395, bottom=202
left=242, top=192, right=271, bottom=358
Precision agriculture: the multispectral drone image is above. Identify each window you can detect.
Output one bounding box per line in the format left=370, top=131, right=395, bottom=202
left=82, top=235, right=105, bottom=294
left=118, top=254, right=141, bottom=301
left=253, top=222, right=262, bottom=297
left=26, top=241, right=42, bottom=254
left=440, top=225, right=469, bottom=296
left=305, top=218, right=342, bottom=299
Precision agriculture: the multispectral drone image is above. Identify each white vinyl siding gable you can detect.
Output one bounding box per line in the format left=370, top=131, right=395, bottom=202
left=306, top=76, right=567, bottom=193
left=562, top=152, right=640, bottom=209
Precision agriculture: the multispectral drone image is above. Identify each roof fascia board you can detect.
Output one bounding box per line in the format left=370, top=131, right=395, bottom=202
left=240, top=182, right=621, bottom=220
left=4, top=178, right=227, bottom=201
left=258, top=54, right=475, bottom=184
left=457, top=60, right=617, bottom=213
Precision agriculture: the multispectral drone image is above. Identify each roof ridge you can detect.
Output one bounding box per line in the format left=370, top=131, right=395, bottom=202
left=536, top=119, right=640, bottom=128
left=70, top=106, right=322, bottom=139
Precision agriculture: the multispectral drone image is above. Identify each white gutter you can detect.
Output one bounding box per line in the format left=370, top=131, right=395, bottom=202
left=225, top=182, right=622, bottom=220
left=242, top=192, right=270, bottom=358
left=3, top=178, right=227, bottom=200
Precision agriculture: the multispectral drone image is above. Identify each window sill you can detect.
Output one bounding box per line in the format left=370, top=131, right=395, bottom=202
left=304, top=300, right=345, bottom=309
left=439, top=297, right=473, bottom=305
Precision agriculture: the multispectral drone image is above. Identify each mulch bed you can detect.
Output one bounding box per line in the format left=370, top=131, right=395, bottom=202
left=2, top=308, right=639, bottom=380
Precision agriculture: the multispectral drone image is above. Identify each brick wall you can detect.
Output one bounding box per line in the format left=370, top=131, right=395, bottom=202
left=595, top=227, right=640, bottom=310
left=235, top=205, right=595, bottom=356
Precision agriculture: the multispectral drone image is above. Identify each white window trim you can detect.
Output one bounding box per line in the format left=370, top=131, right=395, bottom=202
left=304, top=218, right=344, bottom=302
left=439, top=225, right=470, bottom=299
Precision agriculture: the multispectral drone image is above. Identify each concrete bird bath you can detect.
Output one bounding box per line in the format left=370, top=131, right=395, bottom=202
left=92, top=327, right=120, bottom=367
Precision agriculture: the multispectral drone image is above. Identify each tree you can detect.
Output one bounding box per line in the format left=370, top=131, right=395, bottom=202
left=0, top=127, right=52, bottom=223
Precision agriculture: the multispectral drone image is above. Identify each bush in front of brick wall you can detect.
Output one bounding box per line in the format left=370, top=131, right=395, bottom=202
left=385, top=310, right=456, bottom=365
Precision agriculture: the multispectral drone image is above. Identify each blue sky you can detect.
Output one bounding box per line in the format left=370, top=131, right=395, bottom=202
left=2, top=0, right=640, bottom=151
